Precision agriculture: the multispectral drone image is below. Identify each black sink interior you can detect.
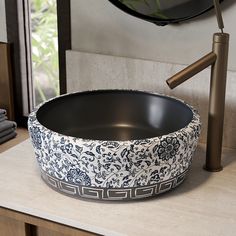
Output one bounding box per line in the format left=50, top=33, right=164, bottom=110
left=36, top=90, right=193, bottom=141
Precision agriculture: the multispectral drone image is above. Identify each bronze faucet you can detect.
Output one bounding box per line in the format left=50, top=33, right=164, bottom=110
left=166, top=0, right=229, bottom=172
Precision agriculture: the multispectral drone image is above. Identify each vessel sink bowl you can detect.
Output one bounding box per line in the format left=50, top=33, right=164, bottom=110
left=28, top=90, right=201, bottom=201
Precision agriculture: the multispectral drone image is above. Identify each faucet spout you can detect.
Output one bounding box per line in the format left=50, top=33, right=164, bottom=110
left=166, top=52, right=217, bottom=89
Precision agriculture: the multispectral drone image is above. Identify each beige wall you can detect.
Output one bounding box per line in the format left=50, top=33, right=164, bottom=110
left=71, top=0, right=236, bottom=71
left=66, top=51, right=236, bottom=148
left=0, top=0, right=7, bottom=42
left=68, top=1, right=236, bottom=148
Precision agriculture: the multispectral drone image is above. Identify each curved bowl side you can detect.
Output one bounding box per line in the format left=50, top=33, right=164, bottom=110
left=28, top=90, right=201, bottom=201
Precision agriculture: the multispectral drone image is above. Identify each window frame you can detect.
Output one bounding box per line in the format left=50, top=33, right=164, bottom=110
left=4, top=0, right=71, bottom=127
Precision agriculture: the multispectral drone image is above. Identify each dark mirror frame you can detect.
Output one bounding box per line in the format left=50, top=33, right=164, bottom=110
left=108, top=0, right=224, bottom=26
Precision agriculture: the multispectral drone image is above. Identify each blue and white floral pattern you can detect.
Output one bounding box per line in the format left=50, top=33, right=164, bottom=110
left=67, top=168, right=91, bottom=186
left=156, top=137, right=180, bottom=161
left=28, top=90, right=201, bottom=200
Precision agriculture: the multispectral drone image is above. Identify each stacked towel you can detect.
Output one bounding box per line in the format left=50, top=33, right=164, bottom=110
left=0, top=109, right=17, bottom=144
left=0, top=109, right=7, bottom=122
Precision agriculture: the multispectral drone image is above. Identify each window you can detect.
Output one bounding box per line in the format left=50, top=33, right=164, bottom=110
left=31, top=0, right=59, bottom=105
left=4, top=0, right=71, bottom=126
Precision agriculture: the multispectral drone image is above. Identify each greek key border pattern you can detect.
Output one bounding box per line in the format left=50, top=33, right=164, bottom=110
left=41, top=169, right=189, bottom=201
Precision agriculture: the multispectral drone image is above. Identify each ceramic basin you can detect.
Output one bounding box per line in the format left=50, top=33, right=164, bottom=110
left=28, top=90, right=201, bottom=201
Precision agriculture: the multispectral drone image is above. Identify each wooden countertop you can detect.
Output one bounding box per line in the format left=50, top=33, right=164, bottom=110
left=0, top=128, right=28, bottom=153
left=0, top=140, right=236, bottom=236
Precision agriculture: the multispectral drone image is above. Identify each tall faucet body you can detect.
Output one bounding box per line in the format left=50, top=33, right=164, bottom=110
left=166, top=33, right=229, bottom=172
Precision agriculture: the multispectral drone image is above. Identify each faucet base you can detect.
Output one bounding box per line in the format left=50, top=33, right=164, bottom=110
left=203, top=165, right=223, bottom=172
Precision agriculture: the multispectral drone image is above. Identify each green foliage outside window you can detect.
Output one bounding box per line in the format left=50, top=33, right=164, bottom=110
left=31, top=0, right=59, bottom=105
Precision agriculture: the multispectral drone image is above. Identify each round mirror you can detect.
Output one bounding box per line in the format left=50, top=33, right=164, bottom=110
left=109, top=0, right=223, bottom=26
